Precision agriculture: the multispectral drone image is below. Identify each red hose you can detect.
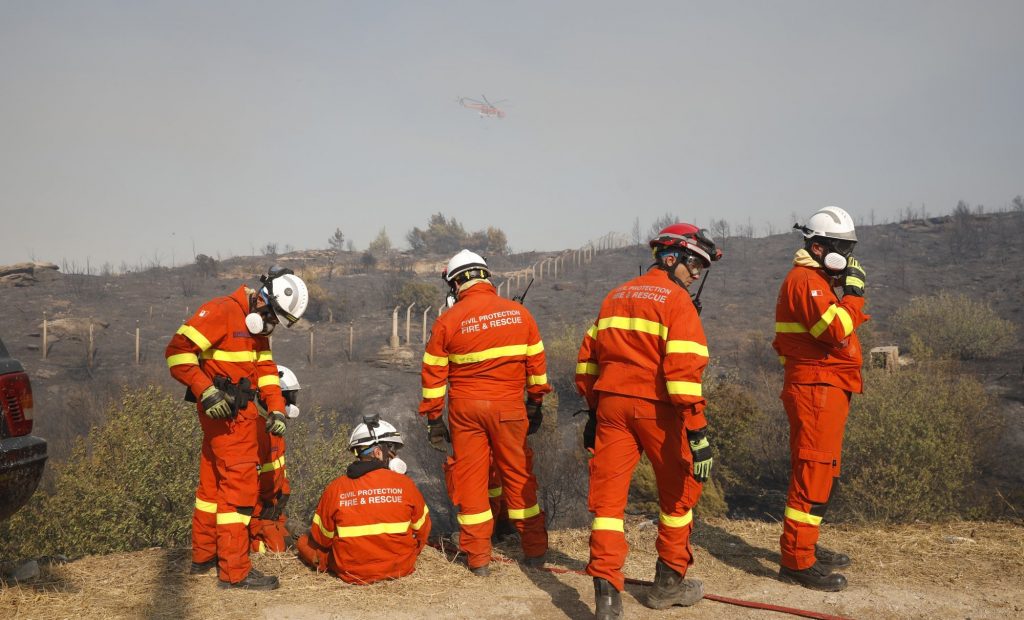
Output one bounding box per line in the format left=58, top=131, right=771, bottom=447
left=429, top=541, right=853, bottom=620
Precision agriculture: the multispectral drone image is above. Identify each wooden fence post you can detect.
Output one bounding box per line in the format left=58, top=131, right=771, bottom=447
left=42, top=312, right=48, bottom=360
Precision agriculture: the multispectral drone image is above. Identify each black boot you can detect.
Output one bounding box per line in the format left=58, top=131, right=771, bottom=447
left=815, top=544, right=851, bottom=569
left=470, top=564, right=491, bottom=577
left=778, top=562, right=847, bottom=592
left=594, top=577, right=623, bottom=620
left=188, top=559, right=216, bottom=575
left=645, top=559, right=704, bottom=609
left=217, top=568, right=280, bottom=590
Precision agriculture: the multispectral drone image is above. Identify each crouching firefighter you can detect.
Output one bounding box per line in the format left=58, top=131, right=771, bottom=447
left=296, top=416, right=431, bottom=584
left=250, top=364, right=301, bottom=553
left=166, top=266, right=308, bottom=590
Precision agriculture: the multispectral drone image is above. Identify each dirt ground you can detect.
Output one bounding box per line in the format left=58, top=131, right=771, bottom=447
left=2, top=518, right=1021, bottom=620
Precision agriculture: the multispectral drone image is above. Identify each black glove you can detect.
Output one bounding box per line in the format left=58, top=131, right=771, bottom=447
left=687, top=428, right=713, bottom=483
left=525, top=399, right=543, bottom=435
left=583, top=409, right=597, bottom=454
left=427, top=417, right=450, bottom=452
left=843, top=257, right=866, bottom=297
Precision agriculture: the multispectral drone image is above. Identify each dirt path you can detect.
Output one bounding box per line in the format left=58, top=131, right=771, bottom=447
left=2, top=519, right=1022, bottom=619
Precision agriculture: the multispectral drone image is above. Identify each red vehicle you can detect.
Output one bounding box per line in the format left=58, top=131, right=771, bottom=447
left=458, top=95, right=507, bottom=119
left=0, top=336, right=47, bottom=521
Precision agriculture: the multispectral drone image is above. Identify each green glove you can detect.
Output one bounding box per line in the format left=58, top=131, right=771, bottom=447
left=427, top=417, right=450, bottom=452
left=687, top=428, right=713, bottom=483
left=843, top=257, right=866, bottom=297
left=266, top=411, right=287, bottom=436
left=200, top=386, right=233, bottom=420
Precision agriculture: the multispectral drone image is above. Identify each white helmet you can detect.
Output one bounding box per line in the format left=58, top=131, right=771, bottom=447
left=443, top=249, right=489, bottom=284
left=277, top=364, right=300, bottom=391
left=348, top=416, right=404, bottom=453
left=796, top=206, right=857, bottom=242
left=261, top=271, right=309, bottom=326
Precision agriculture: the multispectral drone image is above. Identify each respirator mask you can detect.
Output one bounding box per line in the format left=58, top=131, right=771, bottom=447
left=818, top=238, right=856, bottom=274
left=388, top=454, right=408, bottom=474
left=245, top=291, right=279, bottom=335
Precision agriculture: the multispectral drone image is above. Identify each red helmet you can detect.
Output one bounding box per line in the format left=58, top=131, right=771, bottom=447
left=649, top=223, right=723, bottom=267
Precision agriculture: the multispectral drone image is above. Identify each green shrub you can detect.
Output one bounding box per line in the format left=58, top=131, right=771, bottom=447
left=892, top=292, right=1017, bottom=360
left=394, top=280, right=443, bottom=312
left=833, top=363, right=1003, bottom=522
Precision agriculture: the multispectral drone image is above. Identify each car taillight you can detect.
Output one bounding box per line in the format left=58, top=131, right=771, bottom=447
left=0, top=371, right=34, bottom=436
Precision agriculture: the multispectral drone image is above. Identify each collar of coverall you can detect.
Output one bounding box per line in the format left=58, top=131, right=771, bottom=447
left=792, top=249, right=821, bottom=269
left=346, top=459, right=388, bottom=479
left=229, top=285, right=254, bottom=312
left=457, top=278, right=493, bottom=297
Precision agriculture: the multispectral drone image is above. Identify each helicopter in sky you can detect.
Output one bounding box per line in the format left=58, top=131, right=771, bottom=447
left=457, top=95, right=507, bottom=119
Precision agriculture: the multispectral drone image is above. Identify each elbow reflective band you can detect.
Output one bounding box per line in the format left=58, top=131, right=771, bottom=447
left=167, top=353, right=200, bottom=368
left=525, top=341, right=545, bottom=356
left=666, top=381, right=702, bottom=396
left=659, top=510, right=693, bottom=528
left=216, top=511, right=252, bottom=526
left=314, top=513, right=335, bottom=539
left=194, top=497, right=217, bottom=514
left=507, top=504, right=541, bottom=520
left=810, top=305, right=854, bottom=339
left=449, top=344, right=528, bottom=364
left=177, top=324, right=212, bottom=351
left=527, top=373, right=548, bottom=386
left=258, top=374, right=280, bottom=388
left=665, top=340, right=709, bottom=357
left=256, top=350, right=273, bottom=362
left=488, top=486, right=503, bottom=498
left=412, top=506, right=429, bottom=531
left=255, top=540, right=266, bottom=554
left=586, top=325, right=598, bottom=339
left=778, top=356, right=786, bottom=365
left=845, top=275, right=865, bottom=289
left=422, top=385, right=447, bottom=399
left=576, top=362, right=600, bottom=376
left=201, top=349, right=259, bottom=362
left=259, top=455, right=285, bottom=474
left=336, top=521, right=412, bottom=538
left=457, top=509, right=493, bottom=525
left=784, top=506, right=823, bottom=526
left=422, top=352, right=449, bottom=366
left=592, top=517, right=625, bottom=532
left=775, top=322, right=808, bottom=333
left=596, top=316, right=669, bottom=339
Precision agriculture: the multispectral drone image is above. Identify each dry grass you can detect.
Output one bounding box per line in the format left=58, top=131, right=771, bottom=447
left=2, top=519, right=1022, bottom=619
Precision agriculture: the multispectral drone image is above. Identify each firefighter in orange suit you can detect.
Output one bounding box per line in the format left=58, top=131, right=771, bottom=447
left=166, top=266, right=308, bottom=590
left=296, top=416, right=431, bottom=584
left=250, top=364, right=300, bottom=553
left=773, top=207, right=869, bottom=592
left=576, top=224, right=721, bottom=619
left=420, top=249, right=550, bottom=576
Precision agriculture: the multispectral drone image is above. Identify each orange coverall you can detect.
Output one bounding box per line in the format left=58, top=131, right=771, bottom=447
left=296, top=460, right=431, bottom=584
left=576, top=268, right=709, bottom=592
left=250, top=423, right=290, bottom=553
left=420, top=280, right=551, bottom=569
left=165, top=285, right=285, bottom=584
left=772, top=250, right=869, bottom=570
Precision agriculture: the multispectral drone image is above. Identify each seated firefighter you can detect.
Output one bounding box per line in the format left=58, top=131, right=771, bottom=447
left=296, top=416, right=431, bottom=584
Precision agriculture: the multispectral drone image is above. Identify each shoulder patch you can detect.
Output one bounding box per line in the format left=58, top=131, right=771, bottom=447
left=810, top=290, right=823, bottom=297
left=199, top=309, right=209, bottom=317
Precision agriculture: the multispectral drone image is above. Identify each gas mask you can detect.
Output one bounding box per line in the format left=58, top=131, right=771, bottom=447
left=246, top=292, right=279, bottom=335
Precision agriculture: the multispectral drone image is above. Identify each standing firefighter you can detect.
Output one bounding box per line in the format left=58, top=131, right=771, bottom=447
left=576, top=224, right=721, bottom=619
left=295, top=416, right=431, bottom=584
left=773, top=206, right=869, bottom=592
left=166, top=266, right=308, bottom=590
left=250, top=364, right=301, bottom=553
left=419, top=250, right=551, bottom=576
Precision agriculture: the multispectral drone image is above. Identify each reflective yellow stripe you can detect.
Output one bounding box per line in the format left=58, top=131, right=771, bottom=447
left=576, top=362, right=600, bottom=376
left=659, top=510, right=693, bottom=528
left=665, top=340, right=709, bottom=357
left=167, top=353, right=200, bottom=368
left=525, top=341, right=544, bottom=356
left=313, top=513, right=335, bottom=539
left=836, top=307, right=854, bottom=337
left=810, top=306, right=840, bottom=338
left=422, top=385, right=447, bottom=399
left=586, top=325, right=598, bottom=339
left=845, top=276, right=864, bottom=289
left=527, top=373, right=548, bottom=386
left=256, top=540, right=266, bottom=554
left=256, top=350, right=273, bottom=362
left=258, top=374, right=280, bottom=388
left=596, top=316, right=669, bottom=339
left=666, top=381, right=702, bottom=396
left=449, top=344, right=528, bottom=364
left=194, top=497, right=217, bottom=514
left=336, top=520, right=412, bottom=538
left=423, top=352, right=449, bottom=366
left=412, top=506, right=429, bottom=531
left=216, top=511, right=251, bottom=526
left=259, top=455, right=286, bottom=474
left=508, top=504, right=541, bottom=520
left=592, top=517, right=624, bottom=532
left=201, top=349, right=258, bottom=363
left=177, top=324, right=212, bottom=351
left=457, top=509, right=493, bottom=525
left=488, top=486, right=503, bottom=498
left=778, top=356, right=787, bottom=365
left=785, top=506, right=822, bottom=526
left=775, top=322, right=808, bottom=333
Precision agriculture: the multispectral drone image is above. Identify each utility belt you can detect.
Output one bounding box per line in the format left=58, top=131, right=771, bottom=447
left=184, top=375, right=258, bottom=418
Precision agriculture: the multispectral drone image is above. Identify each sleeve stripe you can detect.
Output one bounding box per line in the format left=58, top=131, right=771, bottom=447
left=258, top=374, right=280, bottom=388
left=665, top=340, right=709, bottom=357
left=313, top=513, right=335, bottom=539
left=422, top=352, right=449, bottom=366
left=412, top=505, right=429, bottom=531
left=256, top=350, right=273, bottom=362
left=526, top=373, right=548, bottom=386
left=176, top=324, right=212, bottom=351
left=525, top=341, right=544, bottom=356
left=575, top=362, right=599, bottom=376
left=810, top=305, right=854, bottom=339
left=666, top=380, right=702, bottom=396
left=167, top=353, right=200, bottom=368
left=586, top=325, right=598, bottom=339
left=422, top=385, right=447, bottom=399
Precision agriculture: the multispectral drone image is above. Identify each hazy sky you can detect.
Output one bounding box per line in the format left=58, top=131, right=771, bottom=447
left=2, top=1, right=1022, bottom=268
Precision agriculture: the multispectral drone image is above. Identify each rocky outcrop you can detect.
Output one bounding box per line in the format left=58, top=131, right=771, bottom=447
left=0, top=262, right=59, bottom=287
